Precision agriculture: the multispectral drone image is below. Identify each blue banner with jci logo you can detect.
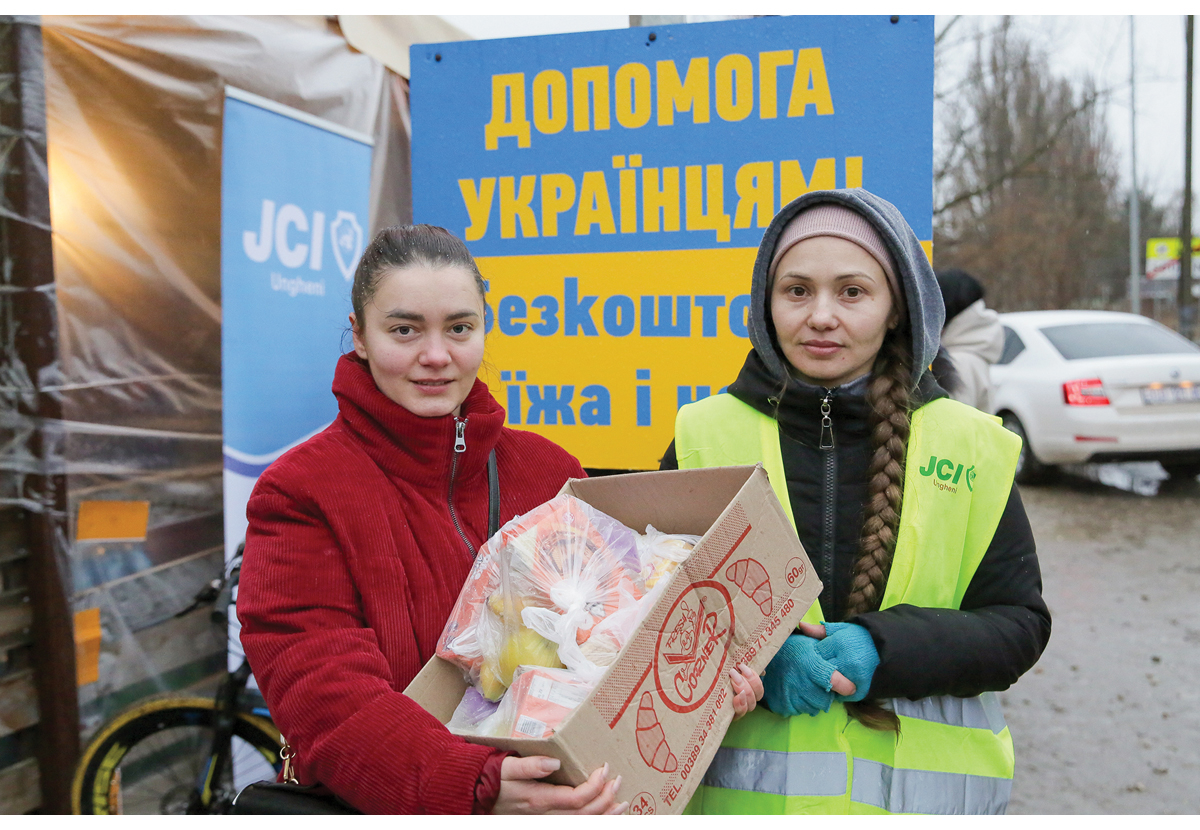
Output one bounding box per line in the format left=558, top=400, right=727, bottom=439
left=220, top=88, right=372, bottom=558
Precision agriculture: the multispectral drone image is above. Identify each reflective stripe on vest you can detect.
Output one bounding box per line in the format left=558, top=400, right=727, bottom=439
left=703, top=748, right=848, bottom=797
left=850, top=761, right=1012, bottom=815
left=893, top=691, right=1007, bottom=735
left=703, top=692, right=1010, bottom=808
left=675, top=393, right=1022, bottom=815
left=702, top=749, right=1012, bottom=815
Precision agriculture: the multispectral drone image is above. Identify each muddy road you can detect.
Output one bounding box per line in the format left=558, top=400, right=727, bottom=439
left=1002, top=464, right=1200, bottom=814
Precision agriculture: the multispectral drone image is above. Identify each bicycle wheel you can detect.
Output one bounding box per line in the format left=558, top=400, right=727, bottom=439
left=72, top=696, right=282, bottom=815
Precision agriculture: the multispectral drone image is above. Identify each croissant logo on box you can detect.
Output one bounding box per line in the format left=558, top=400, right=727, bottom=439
left=654, top=580, right=733, bottom=714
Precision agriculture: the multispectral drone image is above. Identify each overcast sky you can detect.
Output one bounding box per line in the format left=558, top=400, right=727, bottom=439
left=440, top=14, right=1197, bottom=214
left=942, top=15, right=1194, bottom=206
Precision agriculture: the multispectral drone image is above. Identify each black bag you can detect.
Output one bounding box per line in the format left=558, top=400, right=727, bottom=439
left=231, top=781, right=361, bottom=815
left=231, top=452, right=502, bottom=815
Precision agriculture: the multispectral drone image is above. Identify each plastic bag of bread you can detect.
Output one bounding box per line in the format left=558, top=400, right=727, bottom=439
left=637, top=525, right=701, bottom=591
left=435, top=539, right=501, bottom=684
left=437, top=494, right=644, bottom=700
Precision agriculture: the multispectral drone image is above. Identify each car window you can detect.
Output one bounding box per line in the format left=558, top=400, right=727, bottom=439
left=997, top=326, right=1026, bottom=364
left=1039, top=322, right=1200, bottom=360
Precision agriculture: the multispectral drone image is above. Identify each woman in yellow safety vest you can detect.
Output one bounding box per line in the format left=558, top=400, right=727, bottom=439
left=660, top=189, right=1051, bottom=815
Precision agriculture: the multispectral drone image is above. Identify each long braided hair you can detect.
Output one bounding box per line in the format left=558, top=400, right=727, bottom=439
left=843, top=329, right=913, bottom=733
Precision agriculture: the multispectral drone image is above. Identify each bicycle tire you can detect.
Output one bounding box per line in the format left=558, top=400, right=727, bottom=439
left=72, top=695, right=283, bottom=815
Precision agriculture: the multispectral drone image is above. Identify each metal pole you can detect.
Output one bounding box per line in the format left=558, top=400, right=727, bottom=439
left=1179, top=15, right=1195, bottom=339
left=1129, top=16, right=1142, bottom=315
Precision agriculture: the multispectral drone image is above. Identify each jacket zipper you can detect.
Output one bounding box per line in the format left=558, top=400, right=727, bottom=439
left=819, top=390, right=836, bottom=617
left=448, top=417, right=476, bottom=558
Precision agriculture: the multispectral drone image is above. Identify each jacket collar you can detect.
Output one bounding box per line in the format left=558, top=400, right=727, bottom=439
left=727, top=349, right=947, bottom=448
left=331, top=352, right=504, bottom=489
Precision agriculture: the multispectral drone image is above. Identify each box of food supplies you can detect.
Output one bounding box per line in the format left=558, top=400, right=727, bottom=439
left=404, top=464, right=821, bottom=815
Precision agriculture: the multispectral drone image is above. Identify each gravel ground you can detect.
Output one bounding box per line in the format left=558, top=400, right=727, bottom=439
left=1001, top=466, right=1200, bottom=814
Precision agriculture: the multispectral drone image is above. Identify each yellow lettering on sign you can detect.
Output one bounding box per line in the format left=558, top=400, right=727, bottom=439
left=845, top=156, right=863, bottom=188
left=532, top=70, right=569, bottom=134
left=574, top=171, right=617, bottom=236
left=685, top=164, right=731, bottom=242
left=779, top=158, right=835, bottom=207
left=733, top=161, right=774, bottom=229
left=458, top=178, right=496, bottom=241
left=540, top=173, right=577, bottom=237
left=614, top=63, right=653, bottom=129
left=572, top=66, right=611, bottom=132
left=484, top=73, right=531, bottom=150
left=499, top=175, right=539, bottom=239
left=758, top=50, right=793, bottom=119
left=618, top=155, right=642, bottom=234
left=715, top=54, right=754, bottom=122
left=460, top=156, right=865, bottom=241
left=787, top=48, right=834, bottom=117
left=642, top=167, right=681, bottom=233
left=657, top=58, right=710, bottom=126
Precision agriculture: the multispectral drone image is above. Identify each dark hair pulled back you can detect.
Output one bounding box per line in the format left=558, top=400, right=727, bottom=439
left=351, top=224, right=486, bottom=322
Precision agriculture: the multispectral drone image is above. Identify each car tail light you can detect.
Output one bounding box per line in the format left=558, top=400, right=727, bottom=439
left=1063, top=378, right=1110, bottom=406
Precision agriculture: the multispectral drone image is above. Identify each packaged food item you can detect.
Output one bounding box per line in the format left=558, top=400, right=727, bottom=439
left=637, top=525, right=701, bottom=590
left=499, top=667, right=595, bottom=740
left=447, top=686, right=500, bottom=733
left=436, top=537, right=502, bottom=680
left=411, top=466, right=824, bottom=815
left=437, top=497, right=707, bottom=731
left=438, top=494, right=646, bottom=699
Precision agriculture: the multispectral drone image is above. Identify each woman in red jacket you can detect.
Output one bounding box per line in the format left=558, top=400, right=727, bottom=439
left=238, top=225, right=762, bottom=814
left=237, top=224, right=623, bottom=814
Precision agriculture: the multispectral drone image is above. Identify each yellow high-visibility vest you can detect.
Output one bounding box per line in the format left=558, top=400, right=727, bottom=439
left=675, top=392, right=1021, bottom=814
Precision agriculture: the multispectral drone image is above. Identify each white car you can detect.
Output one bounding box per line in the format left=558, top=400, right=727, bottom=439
left=989, top=310, right=1200, bottom=483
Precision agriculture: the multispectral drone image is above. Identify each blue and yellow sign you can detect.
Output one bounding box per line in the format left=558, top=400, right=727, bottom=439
left=411, top=16, right=933, bottom=468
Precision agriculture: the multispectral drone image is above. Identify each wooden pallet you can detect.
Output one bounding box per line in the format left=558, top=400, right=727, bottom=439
left=0, top=507, right=38, bottom=815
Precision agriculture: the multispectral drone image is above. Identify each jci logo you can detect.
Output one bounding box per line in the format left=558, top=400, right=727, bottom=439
left=243, top=200, right=363, bottom=281
left=918, top=455, right=975, bottom=492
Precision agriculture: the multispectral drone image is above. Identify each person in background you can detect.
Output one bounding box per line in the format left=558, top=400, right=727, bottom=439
left=933, top=267, right=1005, bottom=412
left=661, top=190, right=1050, bottom=814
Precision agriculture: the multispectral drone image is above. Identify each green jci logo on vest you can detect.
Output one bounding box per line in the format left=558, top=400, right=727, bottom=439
left=918, top=455, right=975, bottom=493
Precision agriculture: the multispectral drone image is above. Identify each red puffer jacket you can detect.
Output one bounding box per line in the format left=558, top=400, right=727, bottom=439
left=237, top=353, right=586, bottom=814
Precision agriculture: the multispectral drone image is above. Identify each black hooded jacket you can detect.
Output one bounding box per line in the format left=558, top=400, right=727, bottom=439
left=660, top=352, right=1050, bottom=699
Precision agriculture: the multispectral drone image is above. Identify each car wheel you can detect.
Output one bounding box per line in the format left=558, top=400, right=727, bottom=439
left=1000, top=412, right=1055, bottom=484
left=1162, top=461, right=1200, bottom=481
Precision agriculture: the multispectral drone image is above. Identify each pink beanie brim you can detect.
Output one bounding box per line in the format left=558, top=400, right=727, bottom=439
left=768, top=204, right=904, bottom=312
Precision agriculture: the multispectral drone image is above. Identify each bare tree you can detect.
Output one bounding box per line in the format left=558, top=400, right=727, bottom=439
left=934, top=18, right=1127, bottom=311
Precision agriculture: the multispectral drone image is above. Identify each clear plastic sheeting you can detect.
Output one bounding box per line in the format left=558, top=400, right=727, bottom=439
left=26, top=15, right=414, bottom=732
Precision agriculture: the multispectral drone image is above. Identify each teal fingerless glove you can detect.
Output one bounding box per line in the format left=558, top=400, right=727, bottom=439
left=814, top=622, right=880, bottom=703
left=761, top=634, right=837, bottom=717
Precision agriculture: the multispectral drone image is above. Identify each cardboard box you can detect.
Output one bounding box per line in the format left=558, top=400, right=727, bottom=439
left=405, top=465, right=821, bottom=815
